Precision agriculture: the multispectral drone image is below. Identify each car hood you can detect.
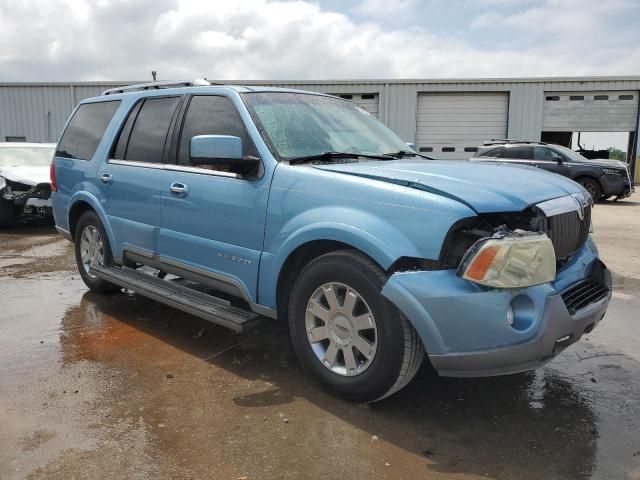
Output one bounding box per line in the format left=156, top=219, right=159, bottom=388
left=312, top=159, right=584, bottom=213
left=0, top=165, right=51, bottom=186
left=575, top=158, right=628, bottom=169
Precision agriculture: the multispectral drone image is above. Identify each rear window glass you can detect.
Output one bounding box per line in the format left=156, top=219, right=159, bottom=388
left=118, top=96, right=180, bottom=163
left=56, top=101, right=121, bottom=160
left=479, top=147, right=504, bottom=157
left=506, top=146, right=532, bottom=160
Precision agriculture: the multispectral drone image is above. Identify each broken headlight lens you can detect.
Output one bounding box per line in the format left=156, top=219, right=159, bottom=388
left=458, top=232, right=556, bottom=288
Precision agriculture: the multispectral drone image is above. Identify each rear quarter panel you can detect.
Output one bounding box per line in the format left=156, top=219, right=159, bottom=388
left=52, top=96, right=133, bottom=252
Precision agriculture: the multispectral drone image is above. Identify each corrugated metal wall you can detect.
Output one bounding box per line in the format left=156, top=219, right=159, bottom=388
left=0, top=83, right=120, bottom=142
left=1, top=77, right=639, bottom=177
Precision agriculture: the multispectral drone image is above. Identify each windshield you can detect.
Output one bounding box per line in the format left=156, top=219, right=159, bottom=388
left=242, top=92, right=411, bottom=160
left=551, top=144, right=590, bottom=162
left=0, top=146, right=55, bottom=167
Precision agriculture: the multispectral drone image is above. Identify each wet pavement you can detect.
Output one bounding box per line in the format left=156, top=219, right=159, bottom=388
left=1, top=197, right=640, bottom=480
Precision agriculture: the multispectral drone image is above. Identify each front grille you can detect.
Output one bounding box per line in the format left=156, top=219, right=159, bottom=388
left=561, top=277, right=609, bottom=315
left=546, top=205, right=591, bottom=259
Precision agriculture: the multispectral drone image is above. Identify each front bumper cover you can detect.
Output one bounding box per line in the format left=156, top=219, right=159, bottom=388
left=382, top=240, right=611, bottom=377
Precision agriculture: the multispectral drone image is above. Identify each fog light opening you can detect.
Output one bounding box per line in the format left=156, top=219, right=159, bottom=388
left=508, top=295, right=537, bottom=331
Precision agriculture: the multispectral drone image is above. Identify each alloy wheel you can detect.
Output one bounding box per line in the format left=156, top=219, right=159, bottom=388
left=305, top=282, right=378, bottom=376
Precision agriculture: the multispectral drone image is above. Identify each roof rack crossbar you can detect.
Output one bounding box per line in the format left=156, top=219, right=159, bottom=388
left=483, top=138, right=548, bottom=146
left=102, top=79, right=214, bottom=96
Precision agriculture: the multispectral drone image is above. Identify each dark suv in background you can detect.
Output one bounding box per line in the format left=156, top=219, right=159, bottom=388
left=472, top=140, right=634, bottom=202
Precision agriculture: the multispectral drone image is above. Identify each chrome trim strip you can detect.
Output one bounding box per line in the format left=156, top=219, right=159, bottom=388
left=164, top=163, right=240, bottom=179
left=536, top=193, right=591, bottom=217
left=108, top=159, right=164, bottom=170
left=55, top=226, right=73, bottom=241
left=107, top=159, right=241, bottom=179
left=159, top=256, right=251, bottom=302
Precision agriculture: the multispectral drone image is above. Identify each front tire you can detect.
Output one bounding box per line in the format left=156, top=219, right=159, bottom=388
left=288, top=250, right=424, bottom=402
left=74, top=211, right=120, bottom=293
left=577, top=177, right=602, bottom=202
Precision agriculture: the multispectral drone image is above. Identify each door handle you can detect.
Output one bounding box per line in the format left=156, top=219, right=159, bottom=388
left=169, top=182, right=188, bottom=197
left=100, top=173, right=113, bottom=184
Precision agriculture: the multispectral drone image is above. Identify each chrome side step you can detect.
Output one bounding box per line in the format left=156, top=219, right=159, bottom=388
left=90, top=264, right=262, bottom=333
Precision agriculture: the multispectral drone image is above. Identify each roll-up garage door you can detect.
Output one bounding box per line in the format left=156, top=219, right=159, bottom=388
left=416, top=93, right=509, bottom=159
left=335, top=93, right=379, bottom=118
left=542, top=91, right=638, bottom=131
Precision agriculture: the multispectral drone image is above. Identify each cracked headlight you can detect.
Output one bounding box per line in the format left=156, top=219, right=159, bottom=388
left=458, top=231, right=556, bottom=288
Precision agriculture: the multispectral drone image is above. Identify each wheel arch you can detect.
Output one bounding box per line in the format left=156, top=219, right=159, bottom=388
left=274, top=239, right=383, bottom=321
left=67, top=193, right=118, bottom=261
left=573, top=174, right=604, bottom=192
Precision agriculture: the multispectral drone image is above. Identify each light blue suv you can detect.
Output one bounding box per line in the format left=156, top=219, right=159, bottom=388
left=51, top=80, right=612, bottom=401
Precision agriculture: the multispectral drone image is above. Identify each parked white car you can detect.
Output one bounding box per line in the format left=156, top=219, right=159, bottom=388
left=0, top=142, right=56, bottom=228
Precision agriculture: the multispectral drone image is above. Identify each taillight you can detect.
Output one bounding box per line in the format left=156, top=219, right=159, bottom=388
left=50, top=162, right=58, bottom=192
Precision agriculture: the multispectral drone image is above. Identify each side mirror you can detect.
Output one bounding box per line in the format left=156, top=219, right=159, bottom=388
left=190, top=135, right=258, bottom=172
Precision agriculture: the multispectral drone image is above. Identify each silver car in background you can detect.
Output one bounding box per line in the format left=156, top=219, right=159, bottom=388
left=0, top=142, right=56, bottom=228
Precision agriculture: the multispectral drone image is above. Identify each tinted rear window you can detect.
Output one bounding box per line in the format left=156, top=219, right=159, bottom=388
left=479, top=147, right=504, bottom=157
left=506, top=146, right=532, bottom=160
left=121, top=96, right=180, bottom=163
left=56, top=101, right=121, bottom=160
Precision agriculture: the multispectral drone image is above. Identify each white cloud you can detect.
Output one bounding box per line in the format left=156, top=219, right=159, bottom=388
left=354, top=0, right=418, bottom=17
left=0, top=0, right=637, bottom=81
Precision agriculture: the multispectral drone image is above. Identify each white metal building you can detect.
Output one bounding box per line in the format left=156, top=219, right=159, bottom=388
left=1, top=76, right=639, bottom=180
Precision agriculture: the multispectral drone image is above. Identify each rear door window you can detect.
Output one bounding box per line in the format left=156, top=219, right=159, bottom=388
left=506, top=146, right=533, bottom=160
left=56, top=101, right=121, bottom=160
left=479, top=147, right=504, bottom=158
left=114, top=96, right=180, bottom=163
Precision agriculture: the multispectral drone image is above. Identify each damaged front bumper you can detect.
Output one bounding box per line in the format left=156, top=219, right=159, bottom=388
left=1, top=178, right=52, bottom=217
left=382, top=237, right=611, bottom=377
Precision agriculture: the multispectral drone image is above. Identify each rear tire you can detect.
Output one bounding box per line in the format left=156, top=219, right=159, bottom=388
left=0, top=201, right=17, bottom=229
left=74, top=211, right=120, bottom=293
left=288, top=250, right=424, bottom=402
left=577, top=177, right=602, bottom=202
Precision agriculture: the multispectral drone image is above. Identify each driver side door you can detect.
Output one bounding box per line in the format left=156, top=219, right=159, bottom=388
left=158, top=94, right=270, bottom=303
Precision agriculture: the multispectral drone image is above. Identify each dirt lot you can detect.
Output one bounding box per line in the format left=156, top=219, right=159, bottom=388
left=1, top=195, right=639, bottom=480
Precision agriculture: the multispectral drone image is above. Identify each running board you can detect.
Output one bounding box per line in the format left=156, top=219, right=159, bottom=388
left=89, top=264, right=262, bottom=333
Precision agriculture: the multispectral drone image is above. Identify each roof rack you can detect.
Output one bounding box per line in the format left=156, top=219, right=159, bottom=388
left=483, top=139, right=547, bottom=146
left=102, top=78, right=215, bottom=96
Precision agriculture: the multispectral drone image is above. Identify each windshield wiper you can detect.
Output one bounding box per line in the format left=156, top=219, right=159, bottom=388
left=288, top=151, right=394, bottom=165
left=384, top=150, right=434, bottom=160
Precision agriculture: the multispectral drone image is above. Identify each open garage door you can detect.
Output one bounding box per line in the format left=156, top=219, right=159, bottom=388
left=416, top=93, right=509, bottom=159
left=335, top=93, right=379, bottom=118
left=543, top=91, right=638, bottom=132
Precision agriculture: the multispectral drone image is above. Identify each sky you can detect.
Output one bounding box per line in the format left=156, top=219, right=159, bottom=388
left=0, top=0, right=639, bottom=82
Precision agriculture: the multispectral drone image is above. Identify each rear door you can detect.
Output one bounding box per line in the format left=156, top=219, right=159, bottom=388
left=158, top=94, right=269, bottom=302
left=503, top=146, right=535, bottom=166
left=99, top=95, right=182, bottom=260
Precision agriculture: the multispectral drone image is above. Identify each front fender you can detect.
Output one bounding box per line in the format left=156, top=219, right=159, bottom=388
left=258, top=208, right=424, bottom=309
